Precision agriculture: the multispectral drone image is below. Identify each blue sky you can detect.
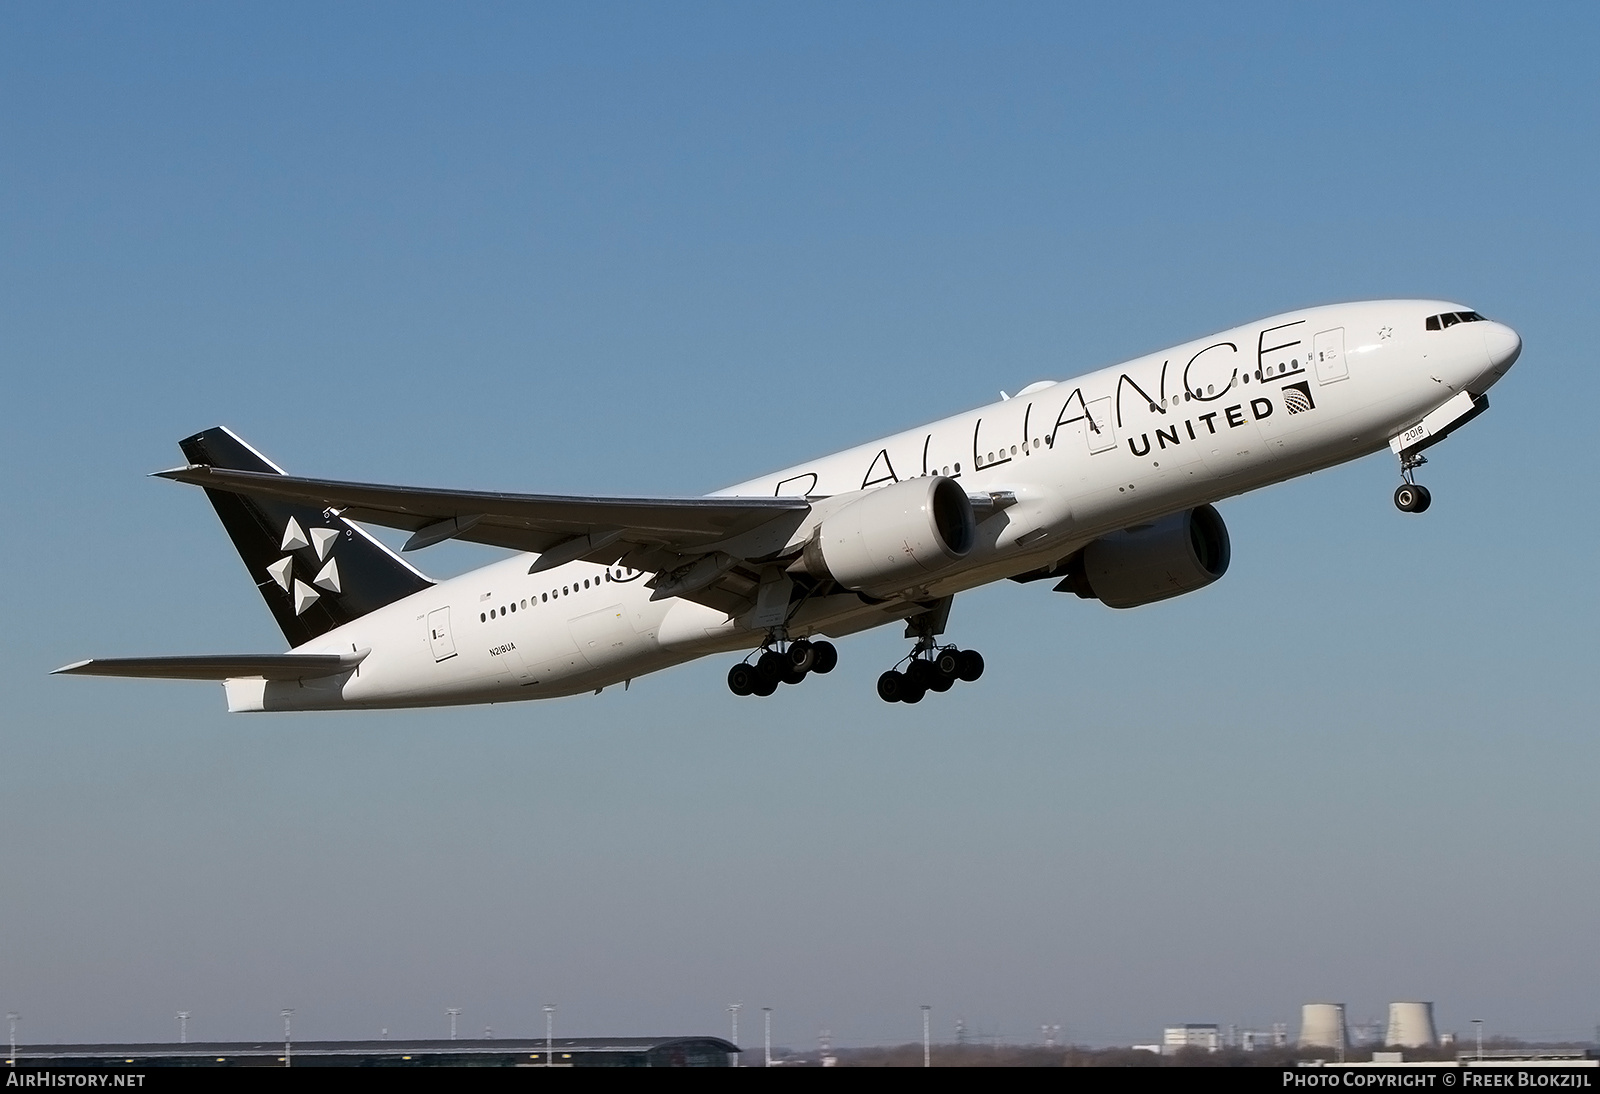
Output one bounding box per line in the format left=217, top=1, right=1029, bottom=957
left=2, top=2, right=1597, bottom=1049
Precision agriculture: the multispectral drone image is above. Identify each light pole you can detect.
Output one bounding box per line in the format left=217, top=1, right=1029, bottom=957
left=922, top=1005, right=931, bottom=1067
left=544, top=1004, right=555, bottom=1067
left=729, top=1003, right=741, bottom=1067
left=1473, top=1019, right=1484, bottom=1060
left=177, top=1012, right=190, bottom=1044
left=447, top=1008, right=460, bottom=1041
left=281, top=1009, right=293, bottom=1068
left=762, top=1007, right=772, bottom=1067
left=7, top=1013, right=18, bottom=1067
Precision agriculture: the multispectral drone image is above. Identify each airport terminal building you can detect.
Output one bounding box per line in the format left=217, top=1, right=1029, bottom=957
left=8, top=1036, right=737, bottom=1067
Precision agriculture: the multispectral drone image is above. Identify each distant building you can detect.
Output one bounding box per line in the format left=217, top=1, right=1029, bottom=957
left=1299, top=1004, right=1348, bottom=1050
left=1163, top=1025, right=1220, bottom=1053
left=5, top=1037, right=737, bottom=1068
left=1385, top=1002, right=1437, bottom=1048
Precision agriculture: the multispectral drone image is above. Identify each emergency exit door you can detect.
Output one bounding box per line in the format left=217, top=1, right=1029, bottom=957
left=426, top=607, right=457, bottom=662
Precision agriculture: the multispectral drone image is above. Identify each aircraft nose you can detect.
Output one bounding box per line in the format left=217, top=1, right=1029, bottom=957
left=1481, top=321, right=1522, bottom=374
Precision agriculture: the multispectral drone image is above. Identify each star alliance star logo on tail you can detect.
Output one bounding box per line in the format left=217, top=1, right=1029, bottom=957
left=265, top=516, right=345, bottom=615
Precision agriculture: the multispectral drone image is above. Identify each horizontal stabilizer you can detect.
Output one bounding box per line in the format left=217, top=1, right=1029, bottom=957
left=53, top=651, right=368, bottom=681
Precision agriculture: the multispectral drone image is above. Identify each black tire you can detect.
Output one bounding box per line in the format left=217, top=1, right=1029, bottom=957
left=906, top=660, right=934, bottom=688
left=1394, top=484, right=1419, bottom=512
left=901, top=680, right=927, bottom=704
left=928, top=672, right=954, bottom=693
left=751, top=675, right=778, bottom=697
left=786, top=640, right=816, bottom=673
left=811, top=641, right=838, bottom=674
left=727, top=663, right=756, bottom=696
left=877, top=670, right=905, bottom=703
left=957, top=649, right=985, bottom=682
left=757, top=650, right=785, bottom=683
left=780, top=664, right=808, bottom=686
left=1412, top=485, right=1432, bottom=513
left=934, top=648, right=961, bottom=680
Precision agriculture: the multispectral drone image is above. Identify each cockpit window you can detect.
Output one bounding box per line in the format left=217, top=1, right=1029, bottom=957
left=1425, top=311, right=1486, bottom=331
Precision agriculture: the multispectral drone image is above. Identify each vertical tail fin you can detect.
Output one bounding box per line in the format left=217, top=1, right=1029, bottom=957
left=179, top=427, right=433, bottom=647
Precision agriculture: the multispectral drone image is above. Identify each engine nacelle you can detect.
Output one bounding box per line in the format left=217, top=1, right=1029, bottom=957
left=1066, top=504, right=1230, bottom=609
left=800, top=477, right=977, bottom=596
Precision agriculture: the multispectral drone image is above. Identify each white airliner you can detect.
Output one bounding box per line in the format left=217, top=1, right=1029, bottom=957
left=58, top=300, right=1520, bottom=710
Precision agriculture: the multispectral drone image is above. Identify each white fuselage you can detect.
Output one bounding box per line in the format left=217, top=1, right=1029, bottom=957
left=228, top=300, right=1519, bottom=712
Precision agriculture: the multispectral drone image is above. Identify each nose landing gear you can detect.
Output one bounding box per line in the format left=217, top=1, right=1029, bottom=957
left=726, top=637, right=838, bottom=697
left=1394, top=451, right=1432, bottom=513
left=1393, top=482, right=1431, bottom=513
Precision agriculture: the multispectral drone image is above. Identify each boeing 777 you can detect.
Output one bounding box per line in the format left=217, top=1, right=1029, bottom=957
left=57, top=300, right=1521, bottom=710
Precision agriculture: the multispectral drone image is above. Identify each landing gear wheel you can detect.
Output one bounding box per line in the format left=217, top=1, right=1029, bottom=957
left=756, top=650, right=785, bottom=683
left=727, top=663, right=757, bottom=696
left=957, top=649, right=985, bottom=682
left=900, top=680, right=927, bottom=704
left=906, top=661, right=934, bottom=689
left=810, top=641, right=838, bottom=675
left=928, top=672, right=955, bottom=693
left=1394, top=483, right=1431, bottom=513
left=877, top=670, right=906, bottom=703
left=751, top=675, right=778, bottom=697
left=780, top=663, right=808, bottom=686
left=786, top=640, right=816, bottom=674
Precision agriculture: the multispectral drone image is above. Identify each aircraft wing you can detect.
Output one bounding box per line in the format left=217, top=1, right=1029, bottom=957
left=155, top=465, right=816, bottom=613
left=53, top=652, right=367, bottom=681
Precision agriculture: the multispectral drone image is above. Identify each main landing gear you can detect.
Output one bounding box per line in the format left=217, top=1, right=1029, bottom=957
left=1394, top=451, right=1432, bottom=514
left=726, top=638, right=838, bottom=697
left=876, top=643, right=984, bottom=704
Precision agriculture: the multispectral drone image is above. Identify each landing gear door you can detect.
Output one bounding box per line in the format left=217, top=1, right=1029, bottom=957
left=426, top=607, right=457, bottom=662
left=1313, top=327, right=1348, bottom=384
left=1085, top=397, right=1117, bottom=454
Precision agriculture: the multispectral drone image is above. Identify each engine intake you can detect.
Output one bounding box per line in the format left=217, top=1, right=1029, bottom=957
left=800, top=477, right=976, bottom=596
left=1060, top=504, right=1230, bottom=609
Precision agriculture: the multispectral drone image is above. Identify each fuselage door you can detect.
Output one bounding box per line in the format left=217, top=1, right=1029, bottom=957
left=1313, top=327, right=1348, bottom=384
left=426, top=607, right=457, bottom=662
left=1085, top=397, right=1117, bottom=454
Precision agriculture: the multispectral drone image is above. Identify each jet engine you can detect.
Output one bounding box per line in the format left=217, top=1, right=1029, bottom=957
left=1059, top=504, right=1230, bottom=608
left=797, top=476, right=977, bottom=596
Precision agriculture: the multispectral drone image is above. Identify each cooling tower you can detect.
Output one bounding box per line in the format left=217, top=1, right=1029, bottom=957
left=1386, top=1002, right=1437, bottom=1048
left=1298, top=1003, right=1347, bottom=1049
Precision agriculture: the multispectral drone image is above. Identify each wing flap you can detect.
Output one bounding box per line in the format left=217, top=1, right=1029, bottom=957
left=53, top=652, right=367, bottom=681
